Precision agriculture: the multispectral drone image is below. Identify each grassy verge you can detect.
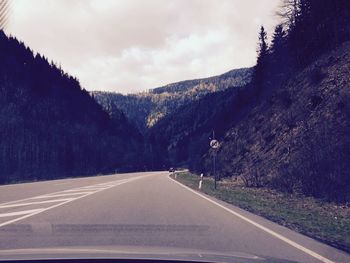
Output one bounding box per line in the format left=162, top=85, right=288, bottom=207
left=171, top=172, right=350, bottom=253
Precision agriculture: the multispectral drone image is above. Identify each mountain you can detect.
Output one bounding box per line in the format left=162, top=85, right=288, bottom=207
left=92, top=67, right=252, bottom=133
left=151, top=67, right=252, bottom=94
left=0, top=30, right=143, bottom=183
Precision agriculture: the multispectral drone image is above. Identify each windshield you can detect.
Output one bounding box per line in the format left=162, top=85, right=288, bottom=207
left=0, top=1, right=349, bottom=263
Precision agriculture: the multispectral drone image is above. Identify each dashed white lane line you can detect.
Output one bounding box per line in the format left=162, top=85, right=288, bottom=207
left=0, top=173, right=157, bottom=229
left=0, top=209, right=44, bottom=218
left=169, top=175, right=335, bottom=263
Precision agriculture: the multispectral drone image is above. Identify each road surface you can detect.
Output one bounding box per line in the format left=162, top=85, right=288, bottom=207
left=0, top=172, right=348, bottom=263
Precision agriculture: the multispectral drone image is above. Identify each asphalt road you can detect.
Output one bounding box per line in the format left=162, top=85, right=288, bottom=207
left=0, top=171, right=349, bottom=263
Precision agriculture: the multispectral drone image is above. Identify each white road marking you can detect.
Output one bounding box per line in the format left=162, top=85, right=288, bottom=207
left=74, top=186, right=106, bottom=190
left=0, top=190, right=86, bottom=206
left=0, top=173, right=157, bottom=229
left=0, top=199, right=75, bottom=228
left=0, top=209, right=44, bottom=218
left=60, top=189, right=92, bottom=192
left=0, top=198, right=74, bottom=209
left=31, top=192, right=94, bottom=199
left=169, top=175, right=335, bottom=263
left=0, top=179, right=131, bottom=207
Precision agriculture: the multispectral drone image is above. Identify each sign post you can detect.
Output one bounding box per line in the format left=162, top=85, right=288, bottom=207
left=209, top=131, right=220, bottom=189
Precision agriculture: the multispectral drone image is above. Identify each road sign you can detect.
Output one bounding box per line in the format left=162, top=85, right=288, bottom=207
left=210, top=139, right=220, bottom=149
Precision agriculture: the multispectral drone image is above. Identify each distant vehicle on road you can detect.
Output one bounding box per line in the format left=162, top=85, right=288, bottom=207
left=169, top=167, right=175, bottom=173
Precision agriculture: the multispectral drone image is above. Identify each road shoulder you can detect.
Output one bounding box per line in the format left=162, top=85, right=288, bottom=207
left=169, top=172, right=350, bottom=263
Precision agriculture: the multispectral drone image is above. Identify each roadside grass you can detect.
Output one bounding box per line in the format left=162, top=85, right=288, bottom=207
left=170, top=172, right=350, bottom=253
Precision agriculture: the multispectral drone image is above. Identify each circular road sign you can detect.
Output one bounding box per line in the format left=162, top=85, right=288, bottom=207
left=210, top=139, right=220, bottom=149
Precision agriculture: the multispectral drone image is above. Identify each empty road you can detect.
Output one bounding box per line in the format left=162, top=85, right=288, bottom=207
left=0, top=172, right=349, bottom=263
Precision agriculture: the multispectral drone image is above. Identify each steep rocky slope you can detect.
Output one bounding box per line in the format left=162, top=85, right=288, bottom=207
left=210, top=42, right=350, bottom=202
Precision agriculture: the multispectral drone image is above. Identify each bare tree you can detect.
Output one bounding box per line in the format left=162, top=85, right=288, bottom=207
left=276, top=0, right=300, bottom=29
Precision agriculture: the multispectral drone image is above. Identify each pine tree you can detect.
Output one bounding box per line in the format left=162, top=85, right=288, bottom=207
left=271, top=24, right=286, bottom=54
left=253, top=26, right=269, bottom=91
left=257, top=26, right=268, bottom=65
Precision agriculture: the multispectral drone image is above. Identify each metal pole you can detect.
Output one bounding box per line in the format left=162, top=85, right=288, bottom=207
left=213, top=130, right=217, bottom=189
left=214, top=151, right=216, bottom=189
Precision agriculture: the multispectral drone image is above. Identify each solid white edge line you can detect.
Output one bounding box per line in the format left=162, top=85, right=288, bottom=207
left=0, top=174, right=157, bottom=229
left=168, top=175, right=335, bottom=263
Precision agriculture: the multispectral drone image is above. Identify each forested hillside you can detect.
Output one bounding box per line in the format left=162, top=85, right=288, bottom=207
left=92, top=67, right=252, bottom=133
left=151, top=68, right=252, bottom=94
left=0, top=31, right=143, bottom=183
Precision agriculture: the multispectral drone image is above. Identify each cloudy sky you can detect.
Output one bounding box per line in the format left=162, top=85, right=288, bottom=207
left=5, top=0, right=281, bottom=94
